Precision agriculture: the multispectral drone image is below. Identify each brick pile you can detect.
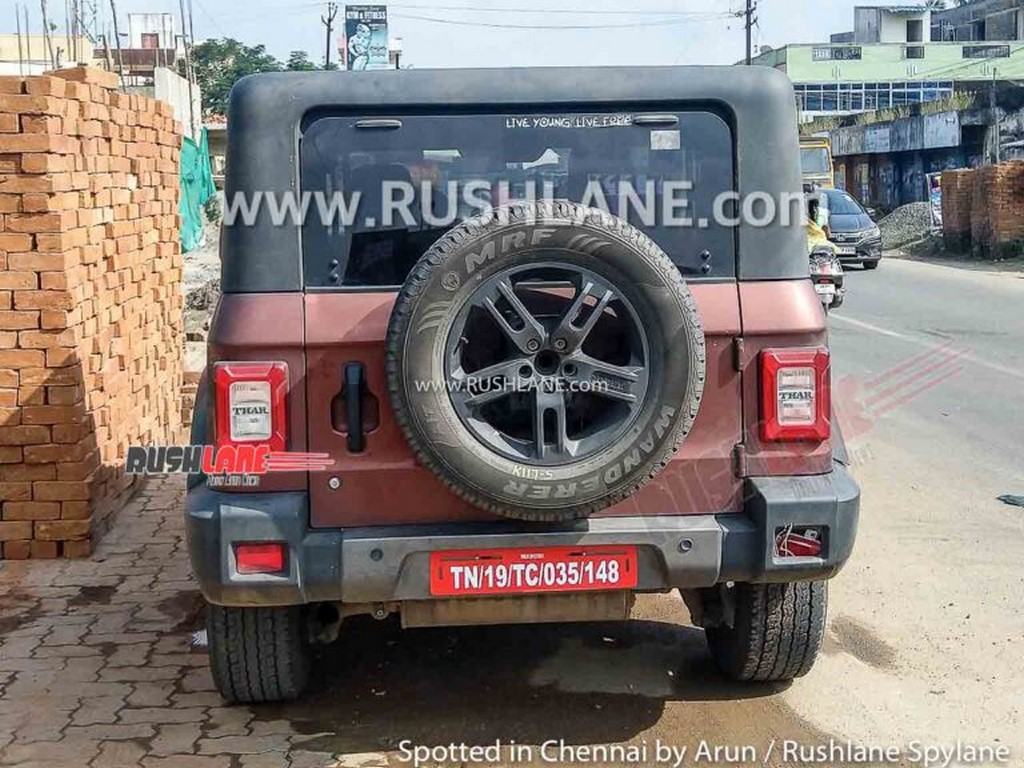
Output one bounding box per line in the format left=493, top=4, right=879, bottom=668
left=971, top=161, right=1024, bottom=254
left=0, top=67, right=184, bottom=559
left=942, top=162, right=1024, bottom=257
left=940, top=168, right=973, bottom=251
left=181, top=369, right=202, bottom=431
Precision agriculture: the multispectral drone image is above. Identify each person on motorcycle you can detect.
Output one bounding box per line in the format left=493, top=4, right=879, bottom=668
left=806, top=192, right=836, bottom=255
left=805, top=190, right=844, bottom=311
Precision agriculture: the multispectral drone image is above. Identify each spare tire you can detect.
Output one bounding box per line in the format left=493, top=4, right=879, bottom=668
left=386, top=201, right=705, bottom=522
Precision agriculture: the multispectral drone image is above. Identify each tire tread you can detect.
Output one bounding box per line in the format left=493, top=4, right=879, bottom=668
left=707, top=581, right=827, bottom=683
left=207, top=605, right=310, bottom=704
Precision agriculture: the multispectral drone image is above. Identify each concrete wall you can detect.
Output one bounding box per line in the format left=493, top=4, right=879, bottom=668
left=153, top=68, right=201, bottom=141
left=855, top=7, right=932, bottom=43
left=0, top=36, right=102, bottom=76
left=932, top=0, right=1022, bottom=41
left=881, top=10, right=930, bottom=43
left=126, top=14, right=178, bottom=50
left=832, top=111, right=963, bottom=158
left=831, top=107, right=991, bottom=209
left=855, top=7, right=881, bottom=43
left=0, top=68, right=184, bottom=559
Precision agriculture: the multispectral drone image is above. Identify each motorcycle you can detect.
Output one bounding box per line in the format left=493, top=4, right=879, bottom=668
left=810, top=245, right=845, bottom=313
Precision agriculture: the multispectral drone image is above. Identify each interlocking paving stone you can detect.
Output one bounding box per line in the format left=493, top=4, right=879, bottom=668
left=70, top=695, right=125, bottom=726
left=94, top=740, right=149, bottom=768
left=126, top=682, right=174, bottom=709
left=150, top=724, right=204, bottom=758
left=0, top=478, right=345, bottom=768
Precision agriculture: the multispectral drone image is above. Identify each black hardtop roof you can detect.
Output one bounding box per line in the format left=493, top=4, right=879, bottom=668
left=222, top=66, right=806, bottom=291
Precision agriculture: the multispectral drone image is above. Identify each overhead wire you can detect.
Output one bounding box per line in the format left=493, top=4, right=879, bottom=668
left=387, top=11, right=740, bottom=31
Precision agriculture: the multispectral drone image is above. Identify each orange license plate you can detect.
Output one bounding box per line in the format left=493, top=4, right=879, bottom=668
left=429, top=545, right=638, bottom=597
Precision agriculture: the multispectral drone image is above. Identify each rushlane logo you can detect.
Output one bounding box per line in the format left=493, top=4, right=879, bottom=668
left=125, top=446, right=335, bottom=488
left=221, top=180, right=809, bottom=231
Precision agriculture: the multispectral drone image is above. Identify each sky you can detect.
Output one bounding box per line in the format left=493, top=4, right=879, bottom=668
left=4, top=0, right=853, bottom=68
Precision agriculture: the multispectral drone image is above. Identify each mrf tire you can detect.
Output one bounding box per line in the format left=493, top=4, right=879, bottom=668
left=207, top=604, right=311, bottom=704
left=706, top=581, right=828, bottom=682
left=386, top=200, right=706, bottom=522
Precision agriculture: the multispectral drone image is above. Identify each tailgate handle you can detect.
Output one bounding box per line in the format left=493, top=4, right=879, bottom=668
left=344, top=362, right=366, bottom=453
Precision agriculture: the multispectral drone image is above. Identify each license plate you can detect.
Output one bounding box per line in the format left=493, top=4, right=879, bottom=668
left=836, top=246, right=857, bottom=256
left=429, top=545, right=638, bottom=597
left=815, top=284, right=836, bottom=298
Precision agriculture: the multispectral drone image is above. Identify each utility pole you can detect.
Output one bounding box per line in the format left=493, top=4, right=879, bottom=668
left=322, top=2, right=338, bottom=70
left=16, top=4, right=25, bottom=76
left=100, top=33, right=112, bottom=72
left=745, top=0, right=758, bottom=65
left=178, top=0, right=196, bottom=138
left=990, top=67, right=1001, bottom=164
left=73, top=0, right=80, bottom=60
left=41, top=0, right=57, bottom=69
left=64, top=0, right=71, bottom=64
left=109, top=0, right=124, bottom=86
left=186, top=0, right=196, bottom=55
left=23, top=6, right=33, bottom=72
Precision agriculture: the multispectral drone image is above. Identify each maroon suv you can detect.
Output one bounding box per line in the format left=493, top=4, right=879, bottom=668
left=186, top=66, right=860, bottom=703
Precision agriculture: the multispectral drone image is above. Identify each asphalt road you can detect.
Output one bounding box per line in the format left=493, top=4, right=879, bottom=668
left=788, top=256, right=1024, bottom=759
left=273, top=256, right=1024, bottom=768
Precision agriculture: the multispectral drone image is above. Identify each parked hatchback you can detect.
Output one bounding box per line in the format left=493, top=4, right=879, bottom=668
left=186, top=66, right=860, bottom=703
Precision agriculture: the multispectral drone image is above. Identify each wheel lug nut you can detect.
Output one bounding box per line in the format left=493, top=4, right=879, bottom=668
left=527, top=340, right=540, bottom=352
left=554, top=338, right=567, bottom=351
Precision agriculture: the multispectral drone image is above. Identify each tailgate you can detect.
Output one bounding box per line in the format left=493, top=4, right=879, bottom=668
left=304, top=284, right=742, bottom=528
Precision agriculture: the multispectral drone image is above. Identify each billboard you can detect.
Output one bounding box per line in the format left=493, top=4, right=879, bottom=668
left=345, top=5, right=389, bottom=71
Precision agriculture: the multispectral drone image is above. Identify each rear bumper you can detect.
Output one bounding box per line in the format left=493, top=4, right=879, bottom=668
left=186, top=461, right=859, bottom=607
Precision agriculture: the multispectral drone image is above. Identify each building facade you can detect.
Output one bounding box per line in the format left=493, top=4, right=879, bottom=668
left=853, top=5, right=932, bottom=44
left=932, top=0, right=1024, bottom=42
left=751, top=2, right=1024, bottom=118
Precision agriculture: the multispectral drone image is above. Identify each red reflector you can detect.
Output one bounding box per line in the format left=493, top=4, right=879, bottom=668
left=760, top=347, right=831, bottom=442
left=235, top=543, right=286, bottom=574
left=775, top=527, right=824, bottom=558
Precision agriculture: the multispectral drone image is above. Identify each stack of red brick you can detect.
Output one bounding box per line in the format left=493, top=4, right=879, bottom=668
left=940, top=169, right=973, bottom=250
left=971, top=161, right=1024, bottom=252
left=0, top=67, right=185, bottom=559
left=181, top=369, right=203, bottom=431
left=942, top=161, right=1024, bottom=256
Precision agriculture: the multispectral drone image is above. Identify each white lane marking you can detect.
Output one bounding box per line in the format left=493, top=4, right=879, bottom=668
left=831, top=313, right=1024, bottom=382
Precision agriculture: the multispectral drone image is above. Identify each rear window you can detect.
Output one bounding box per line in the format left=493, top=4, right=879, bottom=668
left=801, top=146, right=831, bottom=175
left=300, top=110, right=736, bottom=288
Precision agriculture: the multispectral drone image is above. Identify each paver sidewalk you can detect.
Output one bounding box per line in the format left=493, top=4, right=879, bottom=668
left=0, top=477, right=360, bottom=768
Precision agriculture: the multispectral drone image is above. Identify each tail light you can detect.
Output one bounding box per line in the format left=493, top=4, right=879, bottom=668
left=760, top=348, right=830, bottom=442
left=214, top=362, right=289, bottom=451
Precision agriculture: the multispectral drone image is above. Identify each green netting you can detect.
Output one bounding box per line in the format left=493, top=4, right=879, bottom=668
left=179, top=128, right=216, bottom=253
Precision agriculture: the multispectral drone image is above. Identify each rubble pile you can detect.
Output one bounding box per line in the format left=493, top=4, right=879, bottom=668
left=878, top=202, right=932, bottom=249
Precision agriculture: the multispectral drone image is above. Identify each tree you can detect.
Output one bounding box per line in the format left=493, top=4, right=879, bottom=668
left=191, top=39, right=282, bottom=116
left=285, top=51, right=318, bottom=71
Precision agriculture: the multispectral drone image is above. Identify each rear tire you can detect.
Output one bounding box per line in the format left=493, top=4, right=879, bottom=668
left=207, top=604, right=311, bottom=704
left=863, top=259, right=880, bottom=270
left=706, top=581, right=827, bottom=682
